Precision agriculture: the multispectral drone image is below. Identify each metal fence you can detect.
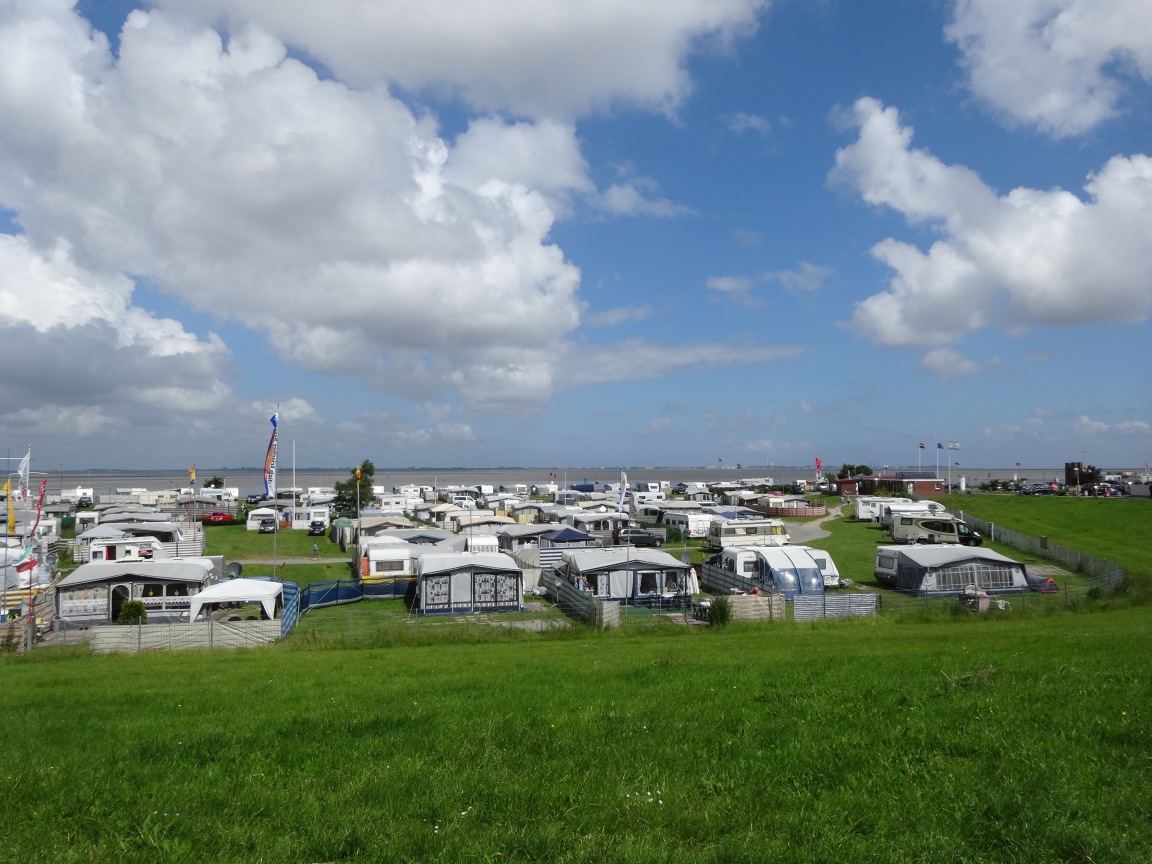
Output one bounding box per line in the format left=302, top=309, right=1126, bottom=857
left=957, top=511, right=1125, bottom=585
left=793, top=593, right=881, bottom=621
left=88, top=619, right=282, bottom=654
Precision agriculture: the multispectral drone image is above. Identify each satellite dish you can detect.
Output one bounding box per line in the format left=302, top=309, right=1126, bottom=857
left=225, top=561, right=243, bottom=578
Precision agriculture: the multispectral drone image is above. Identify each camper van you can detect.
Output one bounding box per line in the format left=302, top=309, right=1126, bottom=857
left=890, top=514, right=982, bottom=546
left=705, top=517, right=789, bottom=550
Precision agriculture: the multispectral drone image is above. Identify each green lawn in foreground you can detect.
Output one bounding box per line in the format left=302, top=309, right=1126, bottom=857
left=2, top=608, right=1149, bottom=863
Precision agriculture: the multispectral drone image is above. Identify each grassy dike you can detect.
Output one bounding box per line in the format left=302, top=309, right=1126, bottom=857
left=2, top=606, right=1149, bottom=863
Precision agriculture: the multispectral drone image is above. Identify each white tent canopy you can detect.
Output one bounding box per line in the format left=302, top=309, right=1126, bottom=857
left=187, top=579, right=283, bottom=621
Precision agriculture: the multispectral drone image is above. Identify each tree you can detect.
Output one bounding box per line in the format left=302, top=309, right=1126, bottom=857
left=333, top=460, right=375, bottom=516
left=837, top=463, right=873, bottom=479
left=205, top=476, right=225, bottom=489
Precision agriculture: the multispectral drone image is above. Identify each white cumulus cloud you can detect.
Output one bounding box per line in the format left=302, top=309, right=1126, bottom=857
left=831, top=97, right=1152, bottom=348
left=946, top=0, right=1152, bottom=137
left=153, top=0, right=770, bottom=119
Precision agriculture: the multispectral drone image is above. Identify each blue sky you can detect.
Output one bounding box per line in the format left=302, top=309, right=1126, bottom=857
left=1, top=0, right=1150, bottom=472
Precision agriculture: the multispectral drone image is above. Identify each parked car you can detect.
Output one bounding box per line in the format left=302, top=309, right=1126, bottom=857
left=77, top=495, right=92, bottom=508
left=204, top=511, right=233, bottom=523
left=307, top=520, right=327, bottom=536
left=246, top=493, right=265, bottom=505
left=258, top=518, right=277, bottom=534
left=613, top=526, right=664, bottom=547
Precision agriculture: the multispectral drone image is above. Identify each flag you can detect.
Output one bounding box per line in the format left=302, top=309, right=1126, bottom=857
left=3, top=479, right=13, bottom=535
left=937, top=442, right=943, bottom=449
left=263, top=413, right=279, bottom=497
left=355, top=467, right=361, bottom=483
left=617, top=471, right=628, bottom=512
left=918, top=443, right=925, bottom=449
left=1016, top=462, right=1021, bottom=468
left=17, top=445, right=30, bottom=499
left=815, top=457, right=822, bottom=473
left=949, top=441, right=960, bottom=450
left=29, top=479, right=47, bottom=536
left=189, top=464, right=196, bottom=484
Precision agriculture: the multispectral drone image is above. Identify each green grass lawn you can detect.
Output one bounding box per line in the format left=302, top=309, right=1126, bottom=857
left=202, top=522, right=350, bottom=562
left=941, top=494, right=1152, bottom=577
left=3, top=608, right=1149, bottom=863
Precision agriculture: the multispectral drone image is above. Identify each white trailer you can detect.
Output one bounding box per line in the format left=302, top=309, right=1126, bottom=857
left=853, top=496, right=907, bottom=522
left=705, top=517, right=790, bottom=550
left=661, top=512, right=713, bottom=538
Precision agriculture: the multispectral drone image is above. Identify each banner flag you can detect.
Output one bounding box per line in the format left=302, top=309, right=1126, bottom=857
left=17, top=446, right=30, bottom=499
left=815, top=457, right=822, bottom=473
left=189, top=464, right=196, bottom=485
left=263, top=413, right=279, bottom=497
left=617, top=471, right=628, bottom=512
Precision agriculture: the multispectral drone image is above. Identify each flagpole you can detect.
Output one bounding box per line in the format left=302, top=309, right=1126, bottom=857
left=2, top=449, right=8, bottom=623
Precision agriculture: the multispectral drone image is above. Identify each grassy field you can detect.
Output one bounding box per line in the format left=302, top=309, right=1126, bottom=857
left=940, top=494, right=1152, bottom=577
left=3, top=608, right=1150, bottom=863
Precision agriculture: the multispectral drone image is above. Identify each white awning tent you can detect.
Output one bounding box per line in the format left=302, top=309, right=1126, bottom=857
left=187, top=579, right=283, bottom=621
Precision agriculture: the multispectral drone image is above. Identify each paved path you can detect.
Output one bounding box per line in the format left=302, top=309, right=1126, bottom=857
left=784, top=504, right=844, bottom=544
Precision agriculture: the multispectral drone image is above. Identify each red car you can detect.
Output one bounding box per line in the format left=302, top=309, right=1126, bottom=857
left=203, top=512, right=233, bottom=523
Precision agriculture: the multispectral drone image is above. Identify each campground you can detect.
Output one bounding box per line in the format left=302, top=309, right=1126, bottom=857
left=0, top=495, right=1149, bottom=862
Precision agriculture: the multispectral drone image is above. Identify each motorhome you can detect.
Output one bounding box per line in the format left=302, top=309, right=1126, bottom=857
left=705, top=517, right=789, bottom=550
left=890, top=515, right=982, bottom=546
left=879, top=501, right=947, bottom=531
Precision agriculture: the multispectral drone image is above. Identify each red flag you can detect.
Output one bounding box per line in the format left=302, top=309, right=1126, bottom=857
left=815, top=457, right=823, bottom=472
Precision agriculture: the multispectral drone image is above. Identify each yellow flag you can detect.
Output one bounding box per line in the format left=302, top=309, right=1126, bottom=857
left=3, top=479, right=12, bottom=535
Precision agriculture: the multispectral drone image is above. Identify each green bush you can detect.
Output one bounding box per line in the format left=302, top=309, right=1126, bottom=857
left=709, top=595, right=732, bottom=628
left=118, top=600, right=147, bottom=624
